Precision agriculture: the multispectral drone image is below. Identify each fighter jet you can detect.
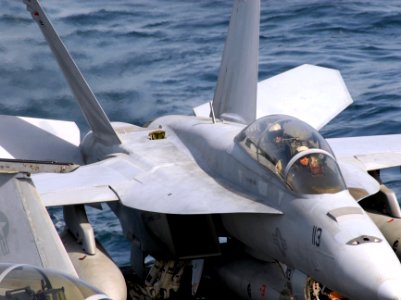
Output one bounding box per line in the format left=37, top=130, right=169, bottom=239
left=2, top=0, right=401, bottom=299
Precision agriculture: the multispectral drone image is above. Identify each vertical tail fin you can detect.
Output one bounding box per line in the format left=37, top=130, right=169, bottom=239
left=24, top=0, right=121, bottom=146
left=212, top=0, right=260, bottom=124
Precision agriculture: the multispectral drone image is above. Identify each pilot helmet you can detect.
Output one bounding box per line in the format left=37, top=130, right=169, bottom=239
left=297, top=146, right=309, bottom=166
left=269, top=123, right=282, bottom=132
left=296, top=145, right=308, bottom=153
left=269, top=123, right=283, bottom=141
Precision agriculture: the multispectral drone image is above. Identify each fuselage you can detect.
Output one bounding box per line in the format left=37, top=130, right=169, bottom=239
left=81, top=114, right=401, bottom=299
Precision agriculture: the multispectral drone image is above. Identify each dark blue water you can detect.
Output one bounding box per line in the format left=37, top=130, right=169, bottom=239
left=2, top=0, right=401, bottom=267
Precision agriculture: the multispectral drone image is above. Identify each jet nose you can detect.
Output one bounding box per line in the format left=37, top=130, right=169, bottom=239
left=378, top=280, right=401, bottom=300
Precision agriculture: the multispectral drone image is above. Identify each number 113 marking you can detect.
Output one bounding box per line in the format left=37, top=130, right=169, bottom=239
left=312, top=226, right=322, bottom=247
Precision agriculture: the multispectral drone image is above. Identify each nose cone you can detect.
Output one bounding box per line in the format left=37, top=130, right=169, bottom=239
left=378, top=280, right=401, bottom=300
left=331, top=240, right=401, bottom=300
left=320, top=212, right=401, bottom=300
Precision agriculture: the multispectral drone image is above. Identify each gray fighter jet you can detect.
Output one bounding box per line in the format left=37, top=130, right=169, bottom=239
left=2, top=0, right=401, bottom=299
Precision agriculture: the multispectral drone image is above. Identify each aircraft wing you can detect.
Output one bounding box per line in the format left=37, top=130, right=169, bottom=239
left=256, top=64, right=353, bottom=130
left=328, top=134, right=401, bottom=171
left=33, top=147, right=282, bottom=215
left=194, top=64, right=353, bottom=130
left=0, top=173, right=77, bottom=275
left=39, top=133, right=401, bottom=210
left=328, top=134, right=401, bottom=201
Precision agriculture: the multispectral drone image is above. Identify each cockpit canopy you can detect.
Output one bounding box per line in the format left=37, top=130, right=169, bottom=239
left=0, top=264, right=110, bottom=300
left=235, top=115, right=346, bottom=194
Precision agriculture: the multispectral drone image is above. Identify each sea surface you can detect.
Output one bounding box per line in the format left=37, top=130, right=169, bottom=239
left=2, top=0, right=401, bottom=294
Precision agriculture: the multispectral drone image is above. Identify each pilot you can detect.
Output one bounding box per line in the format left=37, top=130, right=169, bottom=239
left=296, top=146, right=322, bottom=175
left=269, top=123, right=284, bottom=144
left=309, top=155, right=323, bottom=175
left=297, top=146, right=310, bottom=167
left=267, top=123, right=290, bottom=173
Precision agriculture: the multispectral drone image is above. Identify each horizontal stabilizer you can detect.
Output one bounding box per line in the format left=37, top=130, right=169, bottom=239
left=194, top=64, right=353, bottom=130
left=0, top=115, right=82, bottom=163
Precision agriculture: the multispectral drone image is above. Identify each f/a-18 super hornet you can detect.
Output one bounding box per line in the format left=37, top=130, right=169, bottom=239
left=2, top=0, right=401, bottom=299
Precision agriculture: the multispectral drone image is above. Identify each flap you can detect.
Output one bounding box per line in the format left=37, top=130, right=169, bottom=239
left=39, top=185, right=119, bottom=207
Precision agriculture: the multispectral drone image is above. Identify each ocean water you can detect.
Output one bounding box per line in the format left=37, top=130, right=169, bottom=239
left=2, top=0, right=401, bottom=293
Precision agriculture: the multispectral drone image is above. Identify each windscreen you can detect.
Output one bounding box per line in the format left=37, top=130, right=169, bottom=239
left=236, top=115, right=346, bottom=194
left=284, top=150, right=346, bottom=194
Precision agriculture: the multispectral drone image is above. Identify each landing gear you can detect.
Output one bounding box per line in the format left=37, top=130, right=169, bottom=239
left=126, top=259, right=187, bottom=300
left=305, top=279, right=348, bottom=300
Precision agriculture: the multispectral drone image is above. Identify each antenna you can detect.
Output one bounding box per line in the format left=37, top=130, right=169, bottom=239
left=209, top=101, right=216, bottom=124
